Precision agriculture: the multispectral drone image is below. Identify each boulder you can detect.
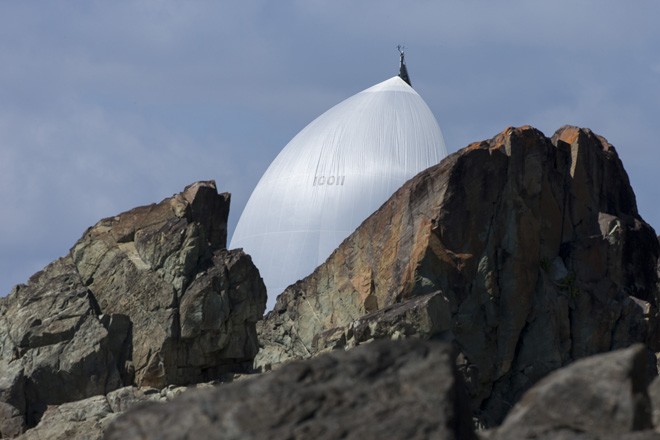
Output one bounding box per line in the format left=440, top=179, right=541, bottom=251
left=256, top=126, right=660, bottom=426
left=0, top=181, right=266, bottom=435
left=105, top=339, right=476, bottom=440
left=486, top=344, right=658, bottom=439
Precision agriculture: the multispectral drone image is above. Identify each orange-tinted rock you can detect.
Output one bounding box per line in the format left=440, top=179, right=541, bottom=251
left=256, top=126, right=659, bottom=426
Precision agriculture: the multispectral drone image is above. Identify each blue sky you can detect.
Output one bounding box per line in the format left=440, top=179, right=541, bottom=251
left=1, top=1, right=659, bottom=299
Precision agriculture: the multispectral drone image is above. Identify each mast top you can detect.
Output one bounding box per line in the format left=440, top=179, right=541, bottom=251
left=397, top=45, right=411, bottom=86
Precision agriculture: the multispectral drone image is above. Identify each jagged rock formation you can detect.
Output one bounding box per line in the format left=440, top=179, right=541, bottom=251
left=255, top=126, right=660, bottom=426
left=106, top=339, right=476, bottom=440
left=0, top=181, right=266, bottom=437
left=2, top=125, right=660, bottom=439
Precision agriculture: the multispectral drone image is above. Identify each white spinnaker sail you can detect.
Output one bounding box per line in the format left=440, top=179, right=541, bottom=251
left=230, top=76, right=447, bottom=309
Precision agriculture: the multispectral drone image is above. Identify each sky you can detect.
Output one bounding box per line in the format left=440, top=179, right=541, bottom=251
left=1, top=1, right=659, bottom=301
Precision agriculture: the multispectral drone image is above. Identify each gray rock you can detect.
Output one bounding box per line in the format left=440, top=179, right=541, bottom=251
left=105, top=386, right=162, bottom=413
left=487, top=344, right=655, bottom=439
left=106, top=340, right=476, bottom=440
left=70, top=181, right=266, bottom=388
left=0, top=181, right=266, bottom=435
left=316, top=291, right=451, bottom=354
left=0, top=257, right=128, bottom=432
left=255, top=291, right=451, bottom=371
left=16, top=395, right=112, bottom=440
left=0, top=362, right=26, bottom=438
left=15, top=387, right=166, bottom=440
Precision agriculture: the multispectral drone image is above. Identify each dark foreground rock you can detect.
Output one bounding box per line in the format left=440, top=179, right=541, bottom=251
left=16, top=343, right=660, bottom=440
left=106, top=339, right=476, bottom=440
left=0, top=181, right=266, bottom=437
left=256, top=126, right=660, bottom=426
left=485, top=344, right=659, bottom=439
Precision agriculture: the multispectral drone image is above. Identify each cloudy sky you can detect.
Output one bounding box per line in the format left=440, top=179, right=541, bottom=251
left=1, top=1, right=659, bottom=300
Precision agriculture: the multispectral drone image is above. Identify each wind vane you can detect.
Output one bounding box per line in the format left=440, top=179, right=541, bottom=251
left=397, top=45, right=411, bottom=86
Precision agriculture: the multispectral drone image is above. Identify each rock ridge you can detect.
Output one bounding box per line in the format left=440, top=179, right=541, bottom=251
left=2, top=124, right=659, bottom=438
left=256, top=125, right=660, bottom=426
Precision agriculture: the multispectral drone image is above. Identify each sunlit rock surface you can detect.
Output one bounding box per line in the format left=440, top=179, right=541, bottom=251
left=256, top=126, right=660, bottom=426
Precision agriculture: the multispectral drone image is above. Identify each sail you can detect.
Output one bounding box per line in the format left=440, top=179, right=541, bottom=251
left=230, top=76, right=447, bottom=308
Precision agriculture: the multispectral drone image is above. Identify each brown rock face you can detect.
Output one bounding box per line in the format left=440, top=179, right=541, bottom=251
left=256, top=126, right=659, bottom=426
left=0, top=181, right=266, bottom=435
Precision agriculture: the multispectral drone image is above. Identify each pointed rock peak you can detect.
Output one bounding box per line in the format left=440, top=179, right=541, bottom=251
left=552, top=126, right=614, bottom=153
left=486, top=125, right=549, bottom=156
left=397, top=45, right=411, bottom=86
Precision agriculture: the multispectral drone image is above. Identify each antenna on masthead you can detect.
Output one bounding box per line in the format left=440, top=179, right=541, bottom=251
left=397, top=45, right=411, bottom=86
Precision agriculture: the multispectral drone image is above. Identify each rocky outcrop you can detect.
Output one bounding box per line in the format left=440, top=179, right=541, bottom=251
left=25, top=343, right=660, bottom=440
left=486, top=344, right=659, bottom=439
left=256, top=126, right=660, bottom=426
left=0, top=258, right=130, bottom=435
left=14, top=383, right=221, bottom=440
left=257, top=291, right=452, bottom=371
left=106, top=339, right=476, bottom=440
left=3, top=125, right=660, bottom=439
left=0, top=181, right=266, bottom=436
left=105, top=344, right=660, bottom=440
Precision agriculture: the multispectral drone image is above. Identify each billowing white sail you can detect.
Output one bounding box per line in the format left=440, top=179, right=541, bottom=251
left=230, top=76, right=447, bottom=308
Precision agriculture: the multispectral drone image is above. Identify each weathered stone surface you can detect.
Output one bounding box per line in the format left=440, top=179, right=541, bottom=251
left=257, top=126, right=660, bottom=426
left=485, top=344, right=658, bottom=439
left=16, top=395, right=113, bottom=440
left=14, top=386, right=167, bottom=440
left=106, top=339, right=475, bottom=440
left=0, top=257, right=128, bottom=434
left=69, top=181, right=265, bottom=388
left=11, top=380, right=239, bottom=440
left=0, top=181, right=266, bottom=436
left=71, top=181, right=265, bottom=388
left=256, top=291, right=451, bottom=370
left=0, top=362, right=26, bottom=438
